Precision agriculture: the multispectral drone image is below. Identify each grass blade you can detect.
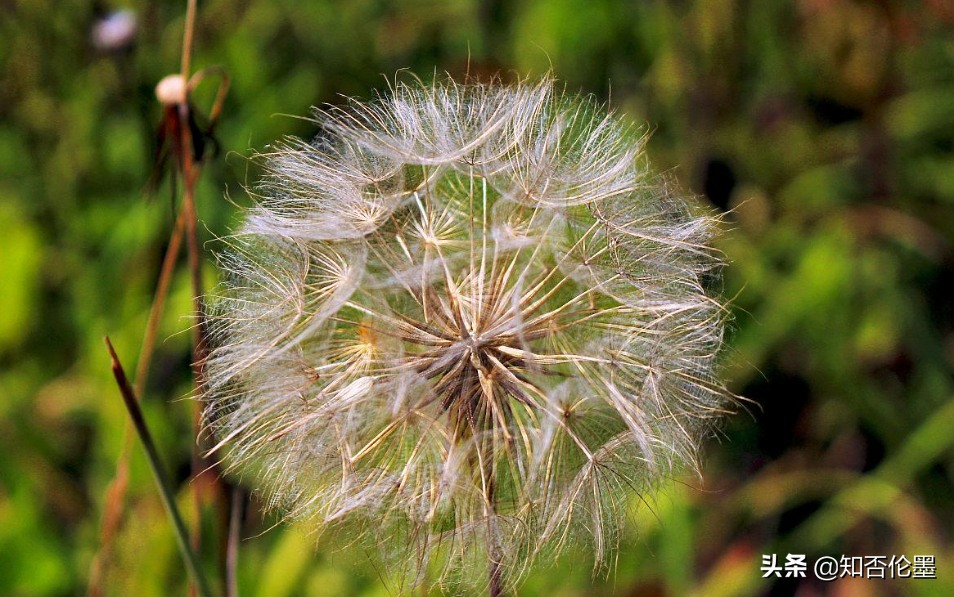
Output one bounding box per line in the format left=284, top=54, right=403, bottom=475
left=104, top=336, right=215, bottom=597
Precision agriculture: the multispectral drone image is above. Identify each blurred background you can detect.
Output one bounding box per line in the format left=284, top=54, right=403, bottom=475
left=1, top=0, right=953, bottom=595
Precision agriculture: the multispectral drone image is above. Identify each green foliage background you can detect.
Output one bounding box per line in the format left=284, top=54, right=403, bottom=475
left=1, top=0, right=952, bottom=595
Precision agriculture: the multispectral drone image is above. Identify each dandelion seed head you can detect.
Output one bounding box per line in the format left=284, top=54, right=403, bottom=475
left=204, top=76, right=734, bottom=592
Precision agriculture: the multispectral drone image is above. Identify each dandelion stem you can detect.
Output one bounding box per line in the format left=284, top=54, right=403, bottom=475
left=489, top=560, right=504, bottom=597
left=104, top=336, right=214, bottom=597
left=486, top=437, right=504, bottom=597
left=226, top=485, right=243, bottom=597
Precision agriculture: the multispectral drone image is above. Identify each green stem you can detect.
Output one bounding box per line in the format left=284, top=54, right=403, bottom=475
left=104, top=336, right=215, bottom=597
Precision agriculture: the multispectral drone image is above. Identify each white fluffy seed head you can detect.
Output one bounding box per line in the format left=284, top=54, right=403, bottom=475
left=203, top=76, right=734, bottom=593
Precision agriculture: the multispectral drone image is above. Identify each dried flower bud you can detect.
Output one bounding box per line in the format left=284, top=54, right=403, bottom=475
left=204, top=77, right=734, bottom=592
left=155, top=74, right=187, bottom=106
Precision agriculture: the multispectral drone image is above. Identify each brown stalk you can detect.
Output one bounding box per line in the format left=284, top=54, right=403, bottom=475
left=489, top=556, right=504, bottom=597
left=175, top=1, right=225, bottom=592
left=181, top=0, right=197, bottom=78
left=178, top=96, right=207, bottom=595
left=136, top=211, right=187, bottom=396
left=487, top=456, right=504, bottom=597
left=91, top=1, right=235, bottom=595
left=87, top=210, right=186, bottom=597
left=226, top=485, right=244, bottom=597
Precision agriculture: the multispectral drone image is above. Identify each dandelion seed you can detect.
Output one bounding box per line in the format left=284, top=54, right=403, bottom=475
left=203, top=76, right=734, bottom=593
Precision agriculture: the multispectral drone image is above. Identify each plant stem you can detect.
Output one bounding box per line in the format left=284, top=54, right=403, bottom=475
left=92, top=3, right=231, bottom=594
left=87, top=211, right=186, bottom=597
left=486, top=442, right=504, bottom=597
left=489, top=560, right=504, bottom=597
left=177, top=83, right=215, bottom=597
left=104, top=336, right=214, bottom=597
left=134, top=210, right=187, bottom=396
left=176, top=3, right=220, bottom=587
left=226, top=485, right=243, bottom=597
left=181, top=0, right=196, bottom=78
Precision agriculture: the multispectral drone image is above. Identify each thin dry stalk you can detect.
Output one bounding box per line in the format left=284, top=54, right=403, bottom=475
left=489, top=558, right=504, bottom=597
left=135, top=210, right=187, bottom=395
left=91, top=1, right=232, bottom=594
left=87, top=211, right=185, bottom=597
left=226, top=486, right=243, bottom=597
left=181, top=0, right=196, bottom=78
left=175, top=59, right=220, bottom=597
left=173, top=2, right=234, bottom=589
